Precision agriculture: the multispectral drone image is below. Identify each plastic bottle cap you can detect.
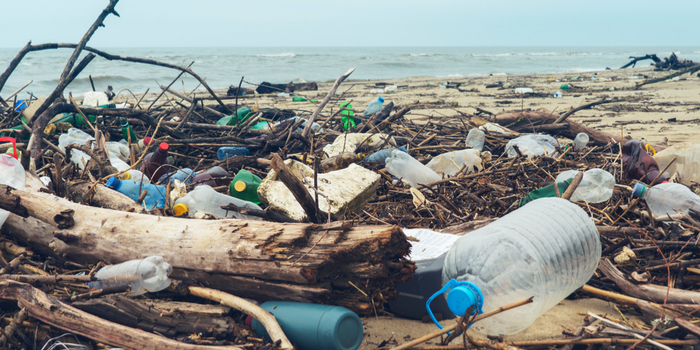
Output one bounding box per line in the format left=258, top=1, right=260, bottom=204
left=159, top=142, right=169, bottom=152
left=446, top=285, right=482, bottom=317
left=631, top=183, right=647, bottom=198
left=105, top=177, right=120, bottom=189
left=378, top=96, right=385, bottom=103
left=119, top=172, right=131, bottom=180
left=120, top=119, right=128, bottom=126
left=143, top=137, right=152, bottom=146
left=173, top=203, right=189, bottom=216
left=234, top=181, right=246, bottom=192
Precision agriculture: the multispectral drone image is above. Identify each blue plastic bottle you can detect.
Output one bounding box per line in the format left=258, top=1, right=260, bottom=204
left=363, top=97, right=385, bottom=116
left=217, top=147, right=249, bottom=160
left=247, top=301, right=363, bottom=350
left=106, top=177, right=167, bottom=210
left=157, top=168, right=196, bottom=185
left=363, top=146, right=407, bottom=163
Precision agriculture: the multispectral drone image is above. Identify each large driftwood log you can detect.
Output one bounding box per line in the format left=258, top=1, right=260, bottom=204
left=1, top=174, right=413, bottom=315
left=0, top=184, right=74, bottom=228
left=0, top=280, right=244, bottom=350
left=490, top=109, right=621, bottom=146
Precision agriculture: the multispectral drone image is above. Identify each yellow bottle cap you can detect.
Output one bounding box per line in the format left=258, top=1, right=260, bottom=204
left=234, top=180, right=246, bottom=192
left=173, top=203, right=189, bottom=216
left=119, top=172, right=131, bottom=180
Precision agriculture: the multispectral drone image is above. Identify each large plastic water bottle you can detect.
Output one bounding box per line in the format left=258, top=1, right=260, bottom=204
left=436, top=198, right=601, bottom=335
left=106, top=177, right=167, bottom=210
left=465, top=128, right=485, bottom=152
left=173, top=185, right=262, bottom=220
left=385, top=150, right=441, bottom=187
left=505, top=134, right=560, bottom=158
left=555, top=169, right=615, bottom=204
left=0, top=138, right=25, bottom=228
left=87, top=256, right=172, bottom=296
left=653, top=142, right=700, bottom=186
left=426, top=149, right=483, bottom=177
left=363, top=146, right=407, bottom=163
left=363, top=97, right=385, bottom=116
left=632, top=182, right=700, bottom=217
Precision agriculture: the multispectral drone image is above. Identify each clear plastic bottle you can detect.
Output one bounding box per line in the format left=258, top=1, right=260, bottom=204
left=573, top=132, right=589, bottom=151
left=157, top=168, right=195, bottom=185
left=632, top=182, right=700, bottom=217
left=58, top=128, right=131, bottom=169
left=653, top=142, right=700, bottom=185
left=174, top=185, right=262, bottom=220
left=106, top=177, right=167, bottom=210
left=505, top=134, right=560, bottom=158
left=555, top=168, right=615, bottom=204
left=119, top=169, right=150, bottom=185
left=363, top=97, right=385, bottom=116
left=0, top=141, right=25, bottom=228
left=440, top=197, right=601, bottom=335
left=385, top=150, right=441, bottom=187
left=217, top=147, right=249, bottom=160
left=87, top=256, right=172, bottom=296
left=426, top=149, right=483, bottom=177
left=363, top=146, right=407, bottom=163
left=465, top=129, right=485, bottom=152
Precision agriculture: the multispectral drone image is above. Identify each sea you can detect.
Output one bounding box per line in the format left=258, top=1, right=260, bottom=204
left=1, top=46, right=699, bottom=98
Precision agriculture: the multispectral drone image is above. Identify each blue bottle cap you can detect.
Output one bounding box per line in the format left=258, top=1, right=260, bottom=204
left=632, top=183, right=647, bottom=198
left=378, top=96, right=385, bottom=103
left=106, top=177, right=120, bottom=189
left=446, top=283, right=483, bottom=317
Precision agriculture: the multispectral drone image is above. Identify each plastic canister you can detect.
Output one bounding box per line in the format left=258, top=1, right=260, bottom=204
left=229, top=169, right=262, bottom=204
left=248, top=301, right=363, bottom=350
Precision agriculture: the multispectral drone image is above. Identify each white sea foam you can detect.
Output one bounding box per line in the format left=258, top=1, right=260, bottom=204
left=256, top=53, right=296, bottom=58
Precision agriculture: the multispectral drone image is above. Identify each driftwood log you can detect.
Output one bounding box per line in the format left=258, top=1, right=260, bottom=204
left=255, top=81, right=319, bottom=94
left=0, top=173, right=413, bottom=315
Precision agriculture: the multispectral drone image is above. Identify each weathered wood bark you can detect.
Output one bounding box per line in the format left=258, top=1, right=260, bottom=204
left=0, top=280, right=244, bottom=350
left=270, top=153, right=320, bottom=223
left=0, top=184, right=74, bottom=228
left=621, top=54, right=661, bottom=69
left=66, top=181, right=144, bottom=212
left=491, top=109, right=621, bottom=146
left=255, top=81, right=319, bottom=94
left=1, top=176, right=413, bottom=315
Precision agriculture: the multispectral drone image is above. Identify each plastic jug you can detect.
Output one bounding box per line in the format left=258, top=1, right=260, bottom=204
left=173, top=185, right=262, bottom=220
left=0, top=137, right=25, bottom=228
left=217, top=147, right=249, bottom=160
left=653, top=142, right=700, bottom=185
left=142, top=142, right=171, bottom=182
left=623, top=140, right=666, bottom=184
left=247, top=301, right=362, bottom=350
left=465, top=129, right=485, bottom=152
left=229, top=169, right=262, bottom=204
left=87, top=256, right=172, bottom=296
left=554, top=168, right=615, bottom=204
left=215, top=107, right=253, bottom=126
left=363, top=146, right=407, bottom=163
left=573, top=132, right=589, bottom=151
left=385, top=150, right=441, bottom=187
left=426, top=149, right=483, bottom=177
left=363, top=97, right=385, bottom=116
left=632, top=182, right=700, bottom=217
left=437, top=197, right=600, bottom=335
left=106, top=177, right=167, bottom=210
left=505, top=134, right=560, bottom=158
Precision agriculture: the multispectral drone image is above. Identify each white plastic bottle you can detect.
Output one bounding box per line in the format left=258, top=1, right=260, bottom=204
left=87, top=256, right=172, bottom=296
left=632, top=182, right=700, bottom=217
left=555, top=168, right=615, bottom=204
left=58, top=128, right=131, bottom=170
left=465, top=129, right=485, bottom=152
left=573, top=132, right=589, bottom=151
left=426, top=149, right=483, bottom=177
left=385, top=150, right=441, bottom=187
left=174, top=185, right=262, bottom=220
left=505, top=134, right=560, bottom=158
left=438, top=198, right=600, bottom=335
left=0, top=151, right=26, bottom=228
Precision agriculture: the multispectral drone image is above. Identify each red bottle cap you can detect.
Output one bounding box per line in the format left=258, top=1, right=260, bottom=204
left=245, top=315, right=253, bottom=328
left=143, top=137, right=152, bottom=146
left=158, top=142, right=169, bottom=152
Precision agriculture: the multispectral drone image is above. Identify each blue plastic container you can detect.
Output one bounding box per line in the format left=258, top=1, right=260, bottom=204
left=363, top=146, right=407, bottom=163
left=157, top=168, right=196, bottom=185
left=249, top=301, right=362, bottom=350
left=217, top=147, right=249, bottom=160
left=362, top=97, right=384, bottom=116
left=106, top=177, right=167, bottom=210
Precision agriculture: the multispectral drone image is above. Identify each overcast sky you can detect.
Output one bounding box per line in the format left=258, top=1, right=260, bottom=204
left=2, top=0, right=699, bottom=48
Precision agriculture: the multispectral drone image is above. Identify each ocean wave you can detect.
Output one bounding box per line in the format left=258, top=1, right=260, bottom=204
left=564, top=67, right=607, bottom=73
left=256, top=53, right=296, bottom=58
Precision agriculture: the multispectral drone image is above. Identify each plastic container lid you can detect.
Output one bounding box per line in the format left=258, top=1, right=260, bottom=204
left=632, top=183, right=647, bottom=198
left=234, top=181, right=246, bottom=192
left=143, top=137, right=152, bottom=146
left=446, top=283, right=483, bottom=317
left=158, top=142, right=169, bottom=152
left=173, top=203, right=189, bottom=216
left=106, top=177, right=120, bottom=189
left=378, top=96, right=385, bottom=103
left=120, top=119, right=128, bottom=126
left=119, top=172, right=131, bottom=180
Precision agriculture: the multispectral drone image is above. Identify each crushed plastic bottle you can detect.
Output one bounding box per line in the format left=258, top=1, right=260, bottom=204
left=465, top=129, right=485, bottom=151
left=385, top=150, right=441, bottom=187
left=653, top=142, right=700, bottom=185
left=174, top=185, right=262, bottom=220
left=58, top=128, right=131, bottom=170
left=437, top=197, right=601, bottom=335
left=106, top=177, right=167, bottom=210
left=273, top=116, right=323, bottom=134
left=555, top=168, right=615, bottom=203
left=217, top=147, right=249, bottom=160
left=363, top=146, right=407, bottom=163
left=363, top=97, right=385, bottom=116
left=632, top=182, right=700, bottom=217
left=157, top=168, right=195, bottom=185
left=0, top=138, right=25, bottom=228
left=426, top=149, right=483, bottom=177
left=505, top=134, right=560, bottom=158
left=87, top=256, right=172, bottom=296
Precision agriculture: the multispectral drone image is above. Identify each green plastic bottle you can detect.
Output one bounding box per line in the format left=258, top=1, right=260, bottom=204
left=292, top=96, right=307, bottom=102
left=216, top=107, right=253, bottom=126
left=340, top=102, right=355, bottom=130
left=560, top=84, right=570, bottom=90
left=121, top=119, right=138, bottom=144
left=519, top=179, right=572, bottom=207
left=229, top=169, right=262, bottom=204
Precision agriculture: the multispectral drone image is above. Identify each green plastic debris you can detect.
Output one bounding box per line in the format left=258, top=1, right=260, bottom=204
left=560, top=84, right=570, bottom=90
left=216, top=107, right=253, bottom=126
left=340, top=102, right=355, bottom=130
left=518, top=178, right=572, bottom=207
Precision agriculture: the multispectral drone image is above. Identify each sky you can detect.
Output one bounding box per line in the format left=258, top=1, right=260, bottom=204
left=1, top=0, right=699, bottom=48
